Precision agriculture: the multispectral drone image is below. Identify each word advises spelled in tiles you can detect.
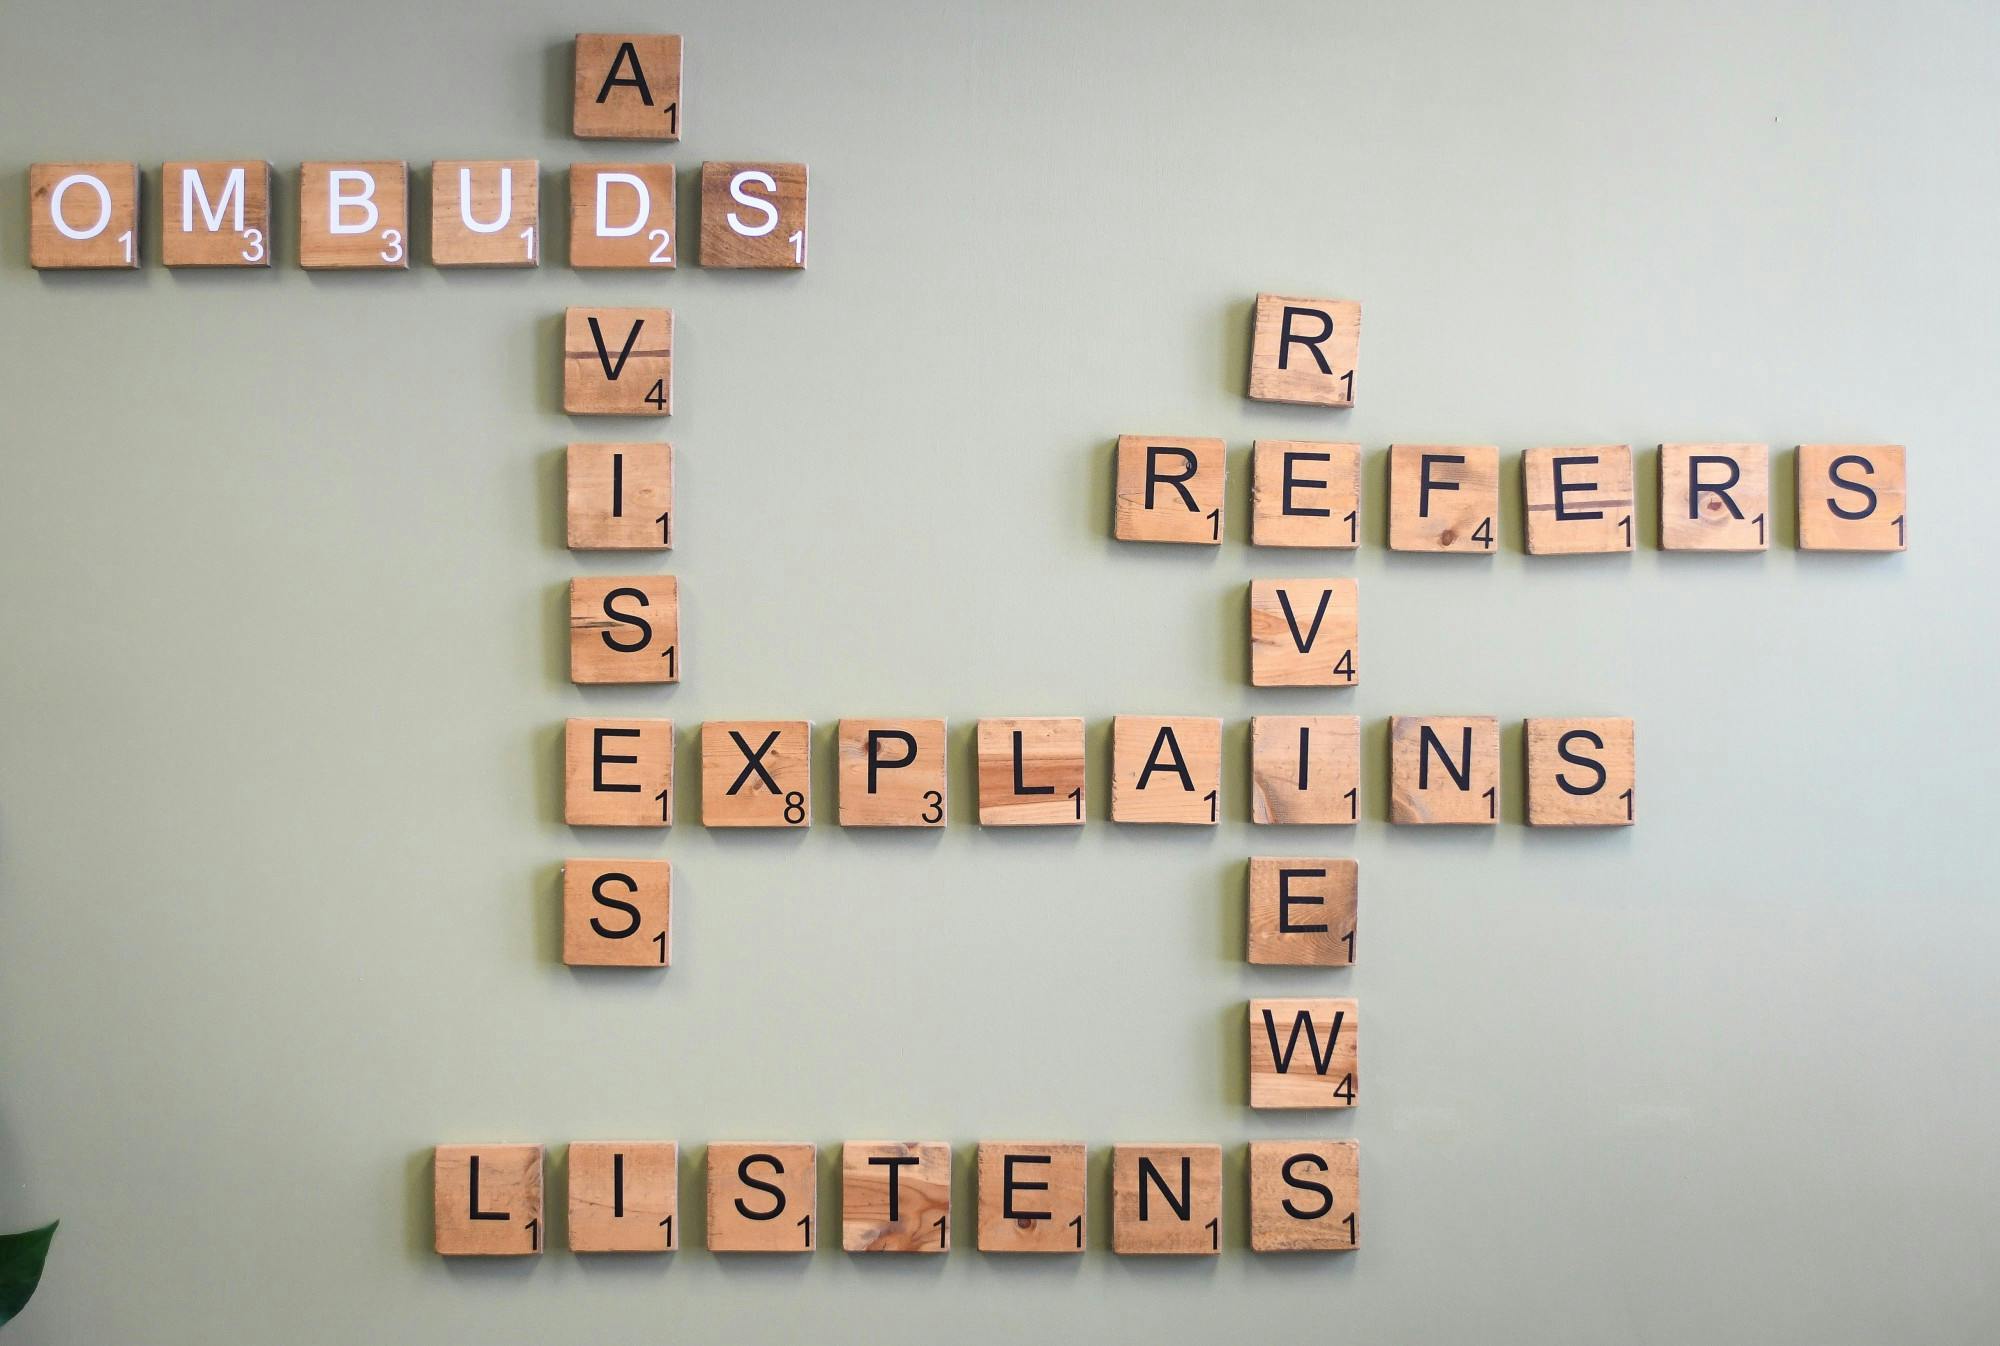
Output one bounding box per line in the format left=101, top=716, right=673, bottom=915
left=975, top=717, right=1085, bottom=826
left=160, top=162, right=270, bottom=267
left=564, top=308, right=672, bottom=415
left=1523, top=445, right=1634, bottom=555
left=298, top=162, right=407, bottom=269
left=1111, top=716, right=1222, bottom=824
left=1251, top=441, right=1360, bottom=548
left=977, top=1142, right=1087, bottom=1253
left=1247, top=858, right=1357, bottom=966
left=1389, top=715, right=1499, bottom=824
left=1111, top=1144, right=1223, bottom=1256
left=568, top=576, right=678, bottom=682
left=1389, top=445, right=1499, bottom=553
left=29, top=163, right=139, bottom=269
left=700, top=162, right=808, bottom=269
left=566, top=443, right=673, bottom=550
left=564, top=718, right=672, bottom=827
left=568, top=1141, right=677, bottom=1252
left=1660, top=443, right=1769, bottom=550
left=1248, top=1140, right=1358, bottom=1252
left=430, top=160, right=539, bottom=267
left=569, top=164, right=676, bottom=268
left=562, top=859, right=670, bottom=966
left=843, top=1142, right=952, bottom=1253
left=1249, top=999, right=1357, bottom=1109
left=1248, top=579, right=1358, bottom=686
left=837, top=719, right=947, bottom=827
left=573, top=34, right=683, bottom=139
left=1525, top=717, right=1635, bottom=826
left=708, top=1143, right=816, bottom=1252
left=1247, top=294, right=1360, bottom=406
left=1797, top=444, right=1906, bottom=551
left=434, top=1144, right=543, bottom=1255
left=1250, top=715, right=1360, bottom=824
left=1114, top=436, right=1225, bottom=544
left=701, top=721, right=811, bottom=827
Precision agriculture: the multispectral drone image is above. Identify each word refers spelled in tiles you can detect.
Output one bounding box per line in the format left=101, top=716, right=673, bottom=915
left=1249, top=999, right=1358, bottom=1108
left=1114, top=436, right=1226, bottom=544
left=1522, top=446, right=1635, bottom=555
left=1111, top=716, right=1223, bottom=824
left=706, top=1143, right=818, bottom=1252
left=566, top=443, right=673, bottom=550
left=1247, top=858, right=1358, bottom=966
left=701, top=721, right=812, bottom=828
left=1249, top=715, right=1361, bottom=824
left=1251, top=440, right=1361, bottom=548
left=975, top=717, right=1086, bottom=826
left=562, top=859, right=670, bottom=967
left=1248, top=579, right=1359, bottom=687
left=1247, top=294, right=1361, bottom=406
left=1797, top=444, right=1907, bottom=551
left=1389, top=716, right=1500, bottom=824
left=1388, top=444, right=1500, bottom=553
left=568, top=576, right=678, bottom=683
left=1660, top=443, right=1769, bottom=551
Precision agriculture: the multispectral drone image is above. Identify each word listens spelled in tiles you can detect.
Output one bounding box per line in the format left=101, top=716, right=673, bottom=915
left=568, top=1141, right=677, bottom=1252
left=707, top=1143, right=817, bottom=1252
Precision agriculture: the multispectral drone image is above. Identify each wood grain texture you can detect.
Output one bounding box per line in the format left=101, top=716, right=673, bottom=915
left=298, top=162, right=408, bottom=270
left=1250, top=715, right=1359, bottom=825
left=1525, top=717, right=1635, bottom=827
left=1113, top=436, right=1225, bottom=544
left=568, top=575, right=678, bottom=683
left=430, top=160, right=539, bottom=267
left=699, top=162, right=807, bottom=268
left=569, top=163, right=676, bottom=268
left=433, top=1144, right=543, bottom=1255
left=1247, top=858, right=1357, bottom=966
left=1523, top=446, right=1634, bottom=555
left=567, top=443, right=673, bottom=550
left=1110, top=716, right=1221, bottom=824
left=975, top=1142, right=1086, bottom=1254
left=701, top=721, right=811, bottom=828
left=568, top=1141, right=677, bottom=1252
left=1389, top=715, right=1499, bottom=825
left=976, top=717, right=1086, bottom=826
left=1111, top=1144, right=1221, bottom=1256
left=564, top=307, right=672, bottom=415
left=160, top=162, right=269, bottom=267
left=573, top=34, right=683, bottom=139
left=562, top=859, right=670, bottom=967
left=1388, top=444, right=1499, bottom=553
left=29, top=162, right=138, bottom=269
left=1247, top=294, right=1360, bottom=406
left=842, top=1141, right=952, bottom=1253
left=707, top=1143, right=816, bottom=1252
left=837, top=718, right=947, bottom=827
left=564, top=718, right=673, bottom=827
left=1798, top=444, right=1906, bottom=551
left=1249, top=578, right=1359, bottom=687
left=1251, top=440, right=1360, bottom=547
left=1659, top=443, right=1769, bottom=551
left=1249, top=998, right=1357, bottom=1109
left=1248, top=1140, right=1358, bottom=1252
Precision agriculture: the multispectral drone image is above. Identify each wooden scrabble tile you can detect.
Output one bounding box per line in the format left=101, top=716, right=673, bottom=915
left=1388, top=445, right=1500, bottom=553
left=699, top=162, right=808, bottom=269
left=564, top=308, right=672, bottom=416
left=298, top=162, right=408, bottom=269
left=1659, top=443, right=1769, bottom=550
left=1111, top=1144, right=1222, bottom=1256
left=29, top=163, right=139, bottom=269
left=159, top=161, right=270, bottom=267
left=1114, top=436, right=1225, bottom=544
left=564, top=718, right=673, bottom=827
left=567, top=443, right=673, bottom=550
left=1248, top=1140, right=1358, bottom=1252
left=707, top=1143, right=816, bottom=1252
left=1251, top=441, right=1360, bottom=548
left=842, top=1141, right=952, bottom=1253
left=1523, top=446, right=1634, bottom=555
left=1798, top=444, right=1907, bottom=551
left=1525, top=717, right=1635, bottom=827
left=837, top=719, right=947, bottom=827
left=1249, top=998, right=1358, bottom=1109
left=1111, top=716, right=1222, bottom=824
left=562, top=859, right=670, bottom=967
left=1247, top=858, right=1356, bottom=966
left=569, top=164, right=677, bottom=269
left=701, top=721, right=812, bottom=828
left=568, top=1141, right=678, bottom=1252
left=573, top=34, right=682, bottom=139
left=1247, top=294, right=1360, bottom=406
left=975, top=1142, right=1086, bottom=1254
left=434, top=1144, right=543, bottom=1255
left=569, top=576, right=678, bottom=683
left=1249, top=579, right=1359, bottom=687
left=976, top=717, right=1085, bottom=826
left=1389, top=715, right=1499, bottom=825
left=430, top=160, right=539, bottom=267
left=1250, top=715, right=1359, bottom=825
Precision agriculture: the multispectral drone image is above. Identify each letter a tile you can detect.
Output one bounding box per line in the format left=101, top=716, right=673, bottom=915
left=1111, top=716, right=1221, bottom=824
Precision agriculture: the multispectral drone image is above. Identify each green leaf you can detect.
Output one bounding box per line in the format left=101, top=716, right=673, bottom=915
left=0, top=1221, right=58, bottom=1327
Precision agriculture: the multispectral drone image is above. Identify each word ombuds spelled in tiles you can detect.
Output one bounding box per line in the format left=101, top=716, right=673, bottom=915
left=298, top=162, right=408, bottom=269
left=699, top=162, right=808, bottom=269
left=1247, top=294, right=1360, bottom=406
left=430, top=160, right=539, bottom=267
left=29, top=162, right=139, bottom=269
left=160, top=161, right=270, bottom=268
left=569, top=164, right=676, bottom=269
